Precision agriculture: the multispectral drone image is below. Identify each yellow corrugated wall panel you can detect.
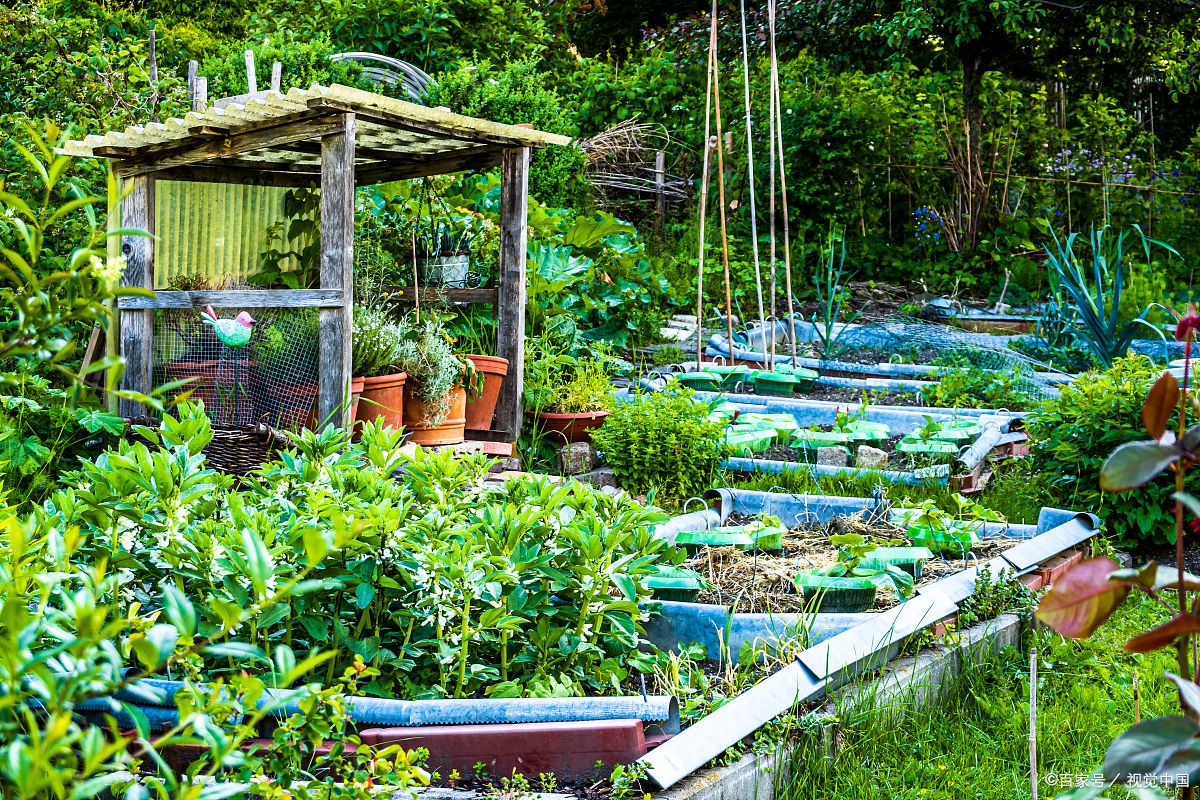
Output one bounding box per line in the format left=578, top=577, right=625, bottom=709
left=154, top=181, right=303, bottom=289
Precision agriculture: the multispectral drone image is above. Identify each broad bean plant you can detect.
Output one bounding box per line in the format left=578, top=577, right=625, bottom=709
left=52, top=403, right=672, bottom=700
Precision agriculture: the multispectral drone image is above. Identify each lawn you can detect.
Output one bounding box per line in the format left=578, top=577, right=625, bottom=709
left=785, top=594, right=1178, bottom=800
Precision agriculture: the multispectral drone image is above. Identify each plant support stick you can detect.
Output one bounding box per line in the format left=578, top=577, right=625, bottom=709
left=1030, top=646, right=1038, bottom=800
left=695, top=4, right=718, bottom=367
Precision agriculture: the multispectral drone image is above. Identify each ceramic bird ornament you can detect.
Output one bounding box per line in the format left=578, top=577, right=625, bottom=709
left=200, top=305, right=255, bottom=348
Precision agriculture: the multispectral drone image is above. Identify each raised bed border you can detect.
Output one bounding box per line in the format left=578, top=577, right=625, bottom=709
left=651, top=612, right=1023, bottom=800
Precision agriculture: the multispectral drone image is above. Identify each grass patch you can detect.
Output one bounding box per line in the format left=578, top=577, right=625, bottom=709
left=783, top=594, right=1176, bottom=799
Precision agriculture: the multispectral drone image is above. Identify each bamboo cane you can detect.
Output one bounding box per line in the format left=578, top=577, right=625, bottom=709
left=738, top=0, right=766, bottom=345
left=694, top=5, right=718, bottom=367
left=766, top=0, right=779, bottom=369
left=768, top=1, right=796, bottom=361
left=710, top=0, right=736, bottom=362
left=1030, top=647, right=1038, bottom=800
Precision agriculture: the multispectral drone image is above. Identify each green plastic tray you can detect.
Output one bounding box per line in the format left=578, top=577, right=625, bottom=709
left=676, top=371, right=722, bottom=391
left=859, top=546, right=936, bottom=578
left=713, top=524, right=786, bottom=552
left=897, top=438, right=959, bottom=456
left=740, top=413, right=801, bottom=443
left=907, top=524, right=978, bottom=556
left=675, top=529, right=755, bottom=554
left=708, top=363, right=751, bottom=390
left=754, top=372, right=803, bottom=396
left=793, top=572, right=877, bottom=612
left=793, top=429, right=855, bottom=446
left=647, top=566, right=704, bottom=602
left=726, top=428, right=775, bottom=456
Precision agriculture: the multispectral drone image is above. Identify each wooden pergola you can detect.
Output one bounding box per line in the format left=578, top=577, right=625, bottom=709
left=62, top=83, right=570, bottom=440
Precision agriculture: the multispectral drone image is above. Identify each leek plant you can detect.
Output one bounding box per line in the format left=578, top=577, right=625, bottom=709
left=1041, top=224, right=1178, bottom=367
left=812, top=231, right=860, bottom=359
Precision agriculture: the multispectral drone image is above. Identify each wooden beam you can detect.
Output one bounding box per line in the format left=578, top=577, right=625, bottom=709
left=392, top=287, right=498, bottom=304
left=153, top=164, right=320, bottom=188
left=118, top=289, right=344, bottom=310
left=118, top=174, right=155, bottom=418
left=113, top=114, right=342, bottom=177
left=306, top=97, right=525, bottom=146
left=494, top=147, right=529, bottom=442
left=279, top=138, right=454, bottom=163
left=355, top=147, right=503, bottom=185
left=317, top=114, right=355, bottom=430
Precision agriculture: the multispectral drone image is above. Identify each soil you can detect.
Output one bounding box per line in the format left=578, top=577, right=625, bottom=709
left=1133, top=542, right=1200, bottom=573
left=685, top=514, right=1019, bottom=614
left=804, top=382, right=925, bottom=407
left=755, top=433, right=907, bottom=467
left=822, top=346, right=942, bottom=367
left=741, top=422, right=953, bottom=472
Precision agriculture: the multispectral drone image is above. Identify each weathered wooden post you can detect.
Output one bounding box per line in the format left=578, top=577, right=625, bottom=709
left=117, top=175, right=155, bottom=417
left=494, top=147, right=530, bottom=441
left=317, top=113, right=356, bottom=429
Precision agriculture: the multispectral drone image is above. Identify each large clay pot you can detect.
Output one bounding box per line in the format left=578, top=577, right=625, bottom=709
left=536, top=410, right=610, bottom=444
left=464, top=355, right=509, bottom=433
left=404, top=385, right=467, bottom=446
left=355, top=371, right=408, bottom=430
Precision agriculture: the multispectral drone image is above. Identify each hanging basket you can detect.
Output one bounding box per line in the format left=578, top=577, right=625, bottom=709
left=126, top=417, right=291, bottom=476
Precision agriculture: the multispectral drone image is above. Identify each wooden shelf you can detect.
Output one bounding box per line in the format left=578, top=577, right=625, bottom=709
left=392, top=287, right=498, bottom=304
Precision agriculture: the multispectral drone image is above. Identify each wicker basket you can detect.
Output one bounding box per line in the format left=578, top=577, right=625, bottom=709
left=126, top=417, right=290, bottom=476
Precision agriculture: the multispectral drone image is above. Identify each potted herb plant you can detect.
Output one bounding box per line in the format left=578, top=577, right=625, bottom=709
left=532, top=357, right=615, bottom=444
left=350, top=306, right=407, bottom=430
left=393, top=313, right=482, bottom=446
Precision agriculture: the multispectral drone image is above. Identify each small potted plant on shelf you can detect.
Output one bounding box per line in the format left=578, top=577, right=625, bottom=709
left=350, top=305, right=407, bottom=430
left=393, top=313, right=482, bottom=446
left=525, top=346, right=615, bottom=443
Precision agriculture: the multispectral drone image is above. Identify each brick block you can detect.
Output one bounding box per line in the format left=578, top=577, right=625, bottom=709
left=360, top=719, right=647, bottom=782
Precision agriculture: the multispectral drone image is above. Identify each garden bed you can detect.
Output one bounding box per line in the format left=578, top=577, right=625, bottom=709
left=636, top=487, right=1099, bottom=790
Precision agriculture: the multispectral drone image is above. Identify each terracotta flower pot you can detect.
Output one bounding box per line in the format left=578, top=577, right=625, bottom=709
left=355, top=371, right=408, bottom=431
left=161, top=359, right=220, bottom=406
left=404, top=385, right=467, bottom=446
left=536, top=410, right=610, bottom=444
left=348, top=376, right=366, bottom=425
left=464, top=355, right=509, bottom=433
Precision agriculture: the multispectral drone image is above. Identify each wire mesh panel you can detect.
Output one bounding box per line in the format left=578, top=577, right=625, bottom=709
left=153, top=306, right=320, bottom=431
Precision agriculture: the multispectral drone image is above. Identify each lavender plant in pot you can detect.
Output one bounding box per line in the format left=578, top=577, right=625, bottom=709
left=393, top=313, right=482, bottom=446
left=351, top=305, right=407, bottom=430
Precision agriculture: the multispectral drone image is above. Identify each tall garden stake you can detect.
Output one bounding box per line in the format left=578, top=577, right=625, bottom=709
left=1030, top=646, right=1038, bottom=800
left=766, top=0, right=779, bottom=369
left=738, top=0, right=766, bottom=345
left=694, top=5, right=718, bottom=367
left=769, top=9, right=796, bottom=362
left=709, top=0, right=736, bottom=360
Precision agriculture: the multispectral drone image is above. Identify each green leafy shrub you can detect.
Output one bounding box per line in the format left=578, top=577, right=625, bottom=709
left=56, top=404, right=670, bottom=699
left=591, top=387, right=730, bottom=507
left=0, top=410, right=429, bottom=799
left=1028, top=355, right=1193, bottom=546
left=921, top=362, right=1039, bottom=410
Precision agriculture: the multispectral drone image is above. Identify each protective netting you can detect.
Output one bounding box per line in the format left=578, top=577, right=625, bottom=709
left=741, top=315, right=1064, bottom=399
left=153, top=306, right=320, bottom=431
